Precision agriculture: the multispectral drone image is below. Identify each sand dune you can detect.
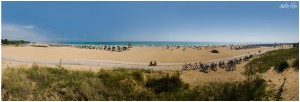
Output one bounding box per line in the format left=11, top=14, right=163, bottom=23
left=260, top=59, right=299, bottom=101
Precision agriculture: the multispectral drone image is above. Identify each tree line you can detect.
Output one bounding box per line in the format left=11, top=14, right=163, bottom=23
left=1, top=39, right=30, bottom=45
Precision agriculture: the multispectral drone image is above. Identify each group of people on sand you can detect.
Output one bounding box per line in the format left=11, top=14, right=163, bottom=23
left=149, top=61, right=157, bottom=66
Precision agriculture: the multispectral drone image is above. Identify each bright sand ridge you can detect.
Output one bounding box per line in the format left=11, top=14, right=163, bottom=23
left=1, top=46, right=281, bottom=63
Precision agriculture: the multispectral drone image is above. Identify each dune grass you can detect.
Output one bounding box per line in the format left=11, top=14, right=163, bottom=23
left=274, top=61, right=289, bottom=73
left=145, top=71, right=189, bottom=93
left=2, top=64, right=274, bottom=101
left=245, top=48, right=299, bottom=74
left=188, top=75, right=273, bottom=101
left=292, top=57, right=299, bottom=70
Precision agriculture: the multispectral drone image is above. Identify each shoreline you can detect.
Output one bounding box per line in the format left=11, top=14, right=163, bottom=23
left=33, top=41, right=296, bottom=47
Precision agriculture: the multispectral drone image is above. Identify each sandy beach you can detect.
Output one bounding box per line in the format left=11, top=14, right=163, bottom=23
left=2, top=45, right=289, bottom=66
left=1, top=45, right=297, bottom=101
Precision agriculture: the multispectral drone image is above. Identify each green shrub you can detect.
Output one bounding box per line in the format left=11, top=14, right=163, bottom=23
left=145, top=74, right=188, bottom=93
left=132, top=71, right=143, bottom=82
left=274, top=61, right=289, bottom=73
left=145, top=69, right=151, bottom=73
left=97, top=72, right=125, bottom=88
left=211, top=49, right=219, bottom=53
left=245, top=48, right=298, bottom=73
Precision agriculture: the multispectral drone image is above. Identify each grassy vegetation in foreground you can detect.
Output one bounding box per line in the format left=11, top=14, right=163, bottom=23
left=2, top=64, right=273, bottom=101
left=245, top=48, right=299, bottom=73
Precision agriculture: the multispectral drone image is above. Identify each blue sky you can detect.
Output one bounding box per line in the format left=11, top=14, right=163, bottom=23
left=2, top=1, right=299, bottom=42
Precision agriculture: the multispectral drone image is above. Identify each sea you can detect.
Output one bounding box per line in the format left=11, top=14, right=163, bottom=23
left=54, top=41, right=278, bottom=46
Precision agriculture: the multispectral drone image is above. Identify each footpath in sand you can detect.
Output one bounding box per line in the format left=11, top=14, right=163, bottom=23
left=260, top=59, right=299, bottom=101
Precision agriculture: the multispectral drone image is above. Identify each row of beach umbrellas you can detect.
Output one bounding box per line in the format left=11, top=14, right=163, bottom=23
left=73, top=45, right=132, bottom=52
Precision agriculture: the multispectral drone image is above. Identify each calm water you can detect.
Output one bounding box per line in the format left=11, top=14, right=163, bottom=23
left=56, top=41, right=276, bottom=46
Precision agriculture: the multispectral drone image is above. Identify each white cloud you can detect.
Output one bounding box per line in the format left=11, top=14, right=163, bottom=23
left=21, top=25, right=35, bottom=29
left=2, top=24, right=49, bottom=42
